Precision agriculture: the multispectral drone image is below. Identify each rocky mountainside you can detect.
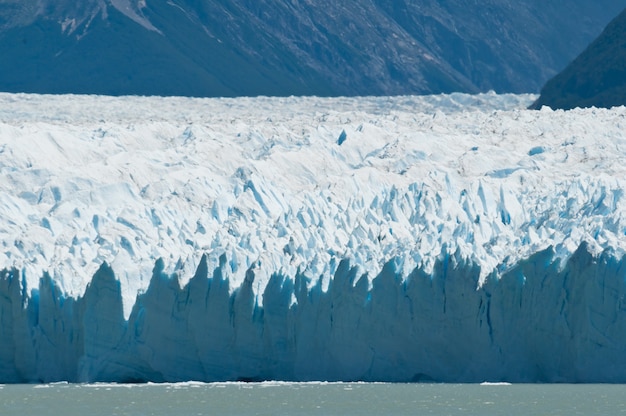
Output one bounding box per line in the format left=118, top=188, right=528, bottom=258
left=531, top=8, right=626, bottom=110
left=1, top=0, right=625, bottom=97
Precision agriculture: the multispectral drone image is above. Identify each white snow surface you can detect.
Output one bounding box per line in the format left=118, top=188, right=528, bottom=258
left=1, top=92, right=625, bottom=316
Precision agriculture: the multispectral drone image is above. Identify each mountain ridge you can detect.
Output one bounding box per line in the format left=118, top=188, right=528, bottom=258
left=531, top=8, right=626, bottom=110
left=1, top=0, right=625, bottom=96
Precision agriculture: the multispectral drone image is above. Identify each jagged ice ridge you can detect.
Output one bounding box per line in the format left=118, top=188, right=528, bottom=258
left=1, top=92, right=626, bottom=382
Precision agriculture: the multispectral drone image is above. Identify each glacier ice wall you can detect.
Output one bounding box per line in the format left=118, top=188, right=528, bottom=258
left=2, top=243, right=626, bottom=383
left=2, top=92, right=626, bottom=382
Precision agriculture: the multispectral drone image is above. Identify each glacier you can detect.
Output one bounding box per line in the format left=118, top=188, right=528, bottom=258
left=1, top=92, right=626, bottom=383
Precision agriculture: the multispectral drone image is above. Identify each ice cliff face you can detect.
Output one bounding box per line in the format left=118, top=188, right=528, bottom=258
left=1, top=93, right=626, bottom=382
left=3, top=244, right=626, bottom=383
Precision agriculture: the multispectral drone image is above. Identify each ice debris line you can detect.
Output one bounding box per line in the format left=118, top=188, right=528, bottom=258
left=1, top=92, right=626, bottom=383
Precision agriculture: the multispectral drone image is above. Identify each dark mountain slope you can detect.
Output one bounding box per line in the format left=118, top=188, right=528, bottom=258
left=0, top=3, right=333, bottom=96
left=1, top=0, right=625, bottom=97
left=531, top=9, right=626, bottom=110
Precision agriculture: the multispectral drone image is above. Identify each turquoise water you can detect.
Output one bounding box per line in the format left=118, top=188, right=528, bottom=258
left=1, top=382, right=626, bottom=415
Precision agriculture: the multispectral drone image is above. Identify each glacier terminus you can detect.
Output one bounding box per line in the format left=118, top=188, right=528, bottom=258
left=1, top=92, right=626, bottom=383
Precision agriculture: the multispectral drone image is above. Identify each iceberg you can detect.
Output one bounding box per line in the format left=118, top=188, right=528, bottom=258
left=0, top=92, right=625, bottom=383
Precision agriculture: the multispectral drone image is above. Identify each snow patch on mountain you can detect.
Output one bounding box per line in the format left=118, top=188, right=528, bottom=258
left=109, top=0, right=159, bottom=32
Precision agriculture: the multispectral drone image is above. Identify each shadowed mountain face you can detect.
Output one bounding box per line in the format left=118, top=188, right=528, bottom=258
left=0, top=0, right=625, bottom=97
left=531, top=8, right=626, bottom=110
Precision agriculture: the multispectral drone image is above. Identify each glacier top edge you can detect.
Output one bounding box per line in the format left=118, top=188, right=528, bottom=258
left=1, top=92, right=625, bottom=317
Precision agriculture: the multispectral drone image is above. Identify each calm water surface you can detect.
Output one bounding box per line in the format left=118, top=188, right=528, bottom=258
left=1, top=382, right=625, bottom=415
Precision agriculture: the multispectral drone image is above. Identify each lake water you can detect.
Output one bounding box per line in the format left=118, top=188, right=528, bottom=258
left=1, top=382, right=625, bottom=415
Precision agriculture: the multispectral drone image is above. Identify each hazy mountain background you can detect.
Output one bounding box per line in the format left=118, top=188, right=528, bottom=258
left=531, top=8, right=626, bottom=110
left=0, top=0, right=625, bottom=97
